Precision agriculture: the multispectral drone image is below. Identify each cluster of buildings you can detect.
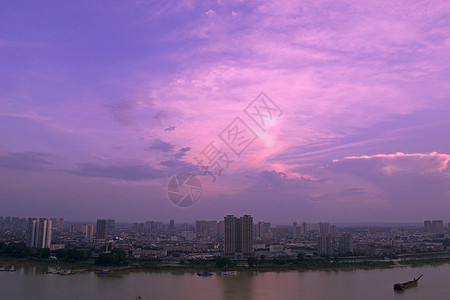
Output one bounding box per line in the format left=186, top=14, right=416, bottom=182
left=1, top=215, right=450, bottom=261
left=423, top=220, right=445, bottom=233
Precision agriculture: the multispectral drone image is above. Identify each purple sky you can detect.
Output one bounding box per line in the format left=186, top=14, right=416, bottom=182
left=1, top=1, right=449, bottom=223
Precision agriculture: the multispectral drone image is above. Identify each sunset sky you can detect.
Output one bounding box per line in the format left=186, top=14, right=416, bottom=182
left=1, top=1, right=449, bottom=223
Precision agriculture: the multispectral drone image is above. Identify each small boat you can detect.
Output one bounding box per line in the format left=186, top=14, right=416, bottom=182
left=9, top=265, right=16, bottom=272
left=221, top=271, right=238, bottom=276
left=394, top=275, right=423, bottom=291
left=197, top=272, right=213, bottom=276
left=98, top=269, right=109, bottom=275
left=58, top=269, right=74, bottom=275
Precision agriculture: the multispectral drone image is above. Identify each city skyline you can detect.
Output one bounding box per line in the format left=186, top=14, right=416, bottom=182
left=1, top=214, right=449, bottom=227
left=1, top=1, right=449, bottom=223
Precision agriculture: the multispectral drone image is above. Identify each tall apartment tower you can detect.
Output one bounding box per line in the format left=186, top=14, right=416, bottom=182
left=195, top=220, right=218, bottom=237
left=85, top=224, right=94, bottom=238
left=338, top=234, right=354, bottom=254
left=96, top=219, right=107, bottom=239
left=224, top=215, right=253, bottom=259
left=50, top=218, right=58, bottom=230
left=217, top=221, right=225, bottom=237
left=106, top=219, right=115, bottom=234
left=58, top=218, right=64, bottom=231
left=317, top=234, right=335, bottom=256
left=432, top=220, right=444, bottom=233
left=329, top=225, right=337, bottom=235
left=319, top=222, right=330, bottom=235
left=301, top=222, right=308, bottom=235
left=424, top=220, right=445, bottom=233
left=254, top=222, right=266, bottom=239
left=293, top=222, right=302, bottom=239
left=424, top=220, right=432, bottom=232
left=26, top=218, right=52, bottom=248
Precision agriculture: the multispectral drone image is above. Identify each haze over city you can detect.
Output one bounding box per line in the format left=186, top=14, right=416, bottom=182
left=1, top=1, right=449, bottom=223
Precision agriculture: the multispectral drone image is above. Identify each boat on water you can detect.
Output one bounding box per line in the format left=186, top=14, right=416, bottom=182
left=221, top=271, right=238, bottom=276
left=0, top=265, right=16, bottom=272
left=58, top=269, right=74, bottom=275
left=197, top=272, right=213, bottom=276
left=394, top=274, right=423, bottom=291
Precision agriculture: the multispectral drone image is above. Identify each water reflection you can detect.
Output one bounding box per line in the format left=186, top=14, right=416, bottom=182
left=220, top=271, right=255, bottom=300
left=0, top=264, right=449, bottom=300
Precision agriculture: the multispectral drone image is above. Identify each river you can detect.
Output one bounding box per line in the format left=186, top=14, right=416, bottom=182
left=1, top=264, right=449, bottom=299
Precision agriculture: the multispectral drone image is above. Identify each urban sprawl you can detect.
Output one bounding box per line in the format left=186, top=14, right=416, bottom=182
left=1, top=215, right=450, bottom=267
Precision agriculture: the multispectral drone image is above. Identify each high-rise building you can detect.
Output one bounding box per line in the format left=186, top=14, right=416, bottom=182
left=58, top=218, right=64, bottom=231
left=424, top=220, right=444, bottom=233
left=195, top=220, right=218, bottom=237
left=424, top=220, right=432, bottom=232
left=106, top=219, right=115, bottom=234
left=4, top=217, right=11, bottom=229
left=217, top=221, right=225, bottom=237
left=317, top=234, right=335, bottom=256
left=432, top=220, right=444, bottom=233
left=329, top=225, right=337, bottom=235
left=293, top=222, right=302, bottom=239
left=319, top=222, right=330, bottom=235
left=170, top=219, right=175, bottom=229
left=224, top=215, right=253, bottom=259
left=338, top=234, right=353, bottom=254
left=26, top=218, right=52, bottom=248
left=145, top=221, right=155, bottom=231
left=50, top=218, right=58, bottom=230
left=254, top=222, right=266, bottom=239
left=96, top=219, right=106, bottom=239
left=133, top=222, right=145, bottom=233
left=85, top=224, right=94, bottom=238
left=155, top=221, right=163, bottom=231
left=301, top=222, right=308, bottom=235
left=69, top=223, right=83, bottom=233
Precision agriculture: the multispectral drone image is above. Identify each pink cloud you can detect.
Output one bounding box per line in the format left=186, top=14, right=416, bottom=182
left=340, top=152, right=450, bottom=174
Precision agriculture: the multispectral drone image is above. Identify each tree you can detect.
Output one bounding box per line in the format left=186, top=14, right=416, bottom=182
left=0, top=242, right=28, bottom=258
left=214, top=256, right=231, bottom=268
left=95, top=248, right=127, bottom=266
left=41, top=248, right=50, bottom=259
left=247, top=256, right=258, bottom=268
left=260, top=254, right=266, bottom=265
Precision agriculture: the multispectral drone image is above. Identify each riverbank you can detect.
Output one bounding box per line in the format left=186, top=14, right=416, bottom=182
left=2, top=254, right=449, bottom=275
left=3, top=261, right=450, bottom=300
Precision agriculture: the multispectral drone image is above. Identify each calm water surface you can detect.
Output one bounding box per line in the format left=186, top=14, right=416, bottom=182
left=1, top=264, right=449, bottom=300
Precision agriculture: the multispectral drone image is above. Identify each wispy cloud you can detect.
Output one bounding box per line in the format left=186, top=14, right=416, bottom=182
left=148, top=139, right=175, bottom=152
left=0, top=152, right=52, bottom=170
left=1, top=0, right=449, bottom=221
left=69, top=163, right=165, bottom=181
left=105, top=98, right=140, bottom=126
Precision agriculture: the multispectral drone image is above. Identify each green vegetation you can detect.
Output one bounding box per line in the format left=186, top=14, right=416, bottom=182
left=55, top=249, right=92, bottom=262
left=247, top=257, right=258, bottom=268
left=95, top=248, right=127, bottom=266
left=214, top=256, right=236, bottom=268
left=0, top=242, right=30, bottom=258
left=0, top=242, right=52, bottom=259
left=1, top=243, right=449, bottom=273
